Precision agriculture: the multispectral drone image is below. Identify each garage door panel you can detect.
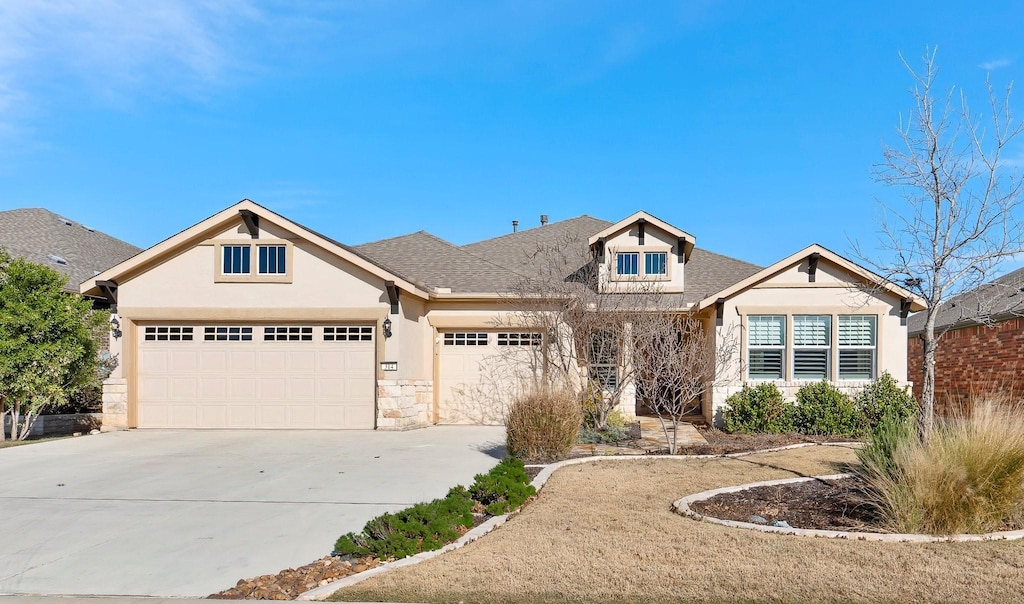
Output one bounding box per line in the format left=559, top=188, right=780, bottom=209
left=439, top=332, right=539, bottom=425
left=137, top=324, right=375, bottom=429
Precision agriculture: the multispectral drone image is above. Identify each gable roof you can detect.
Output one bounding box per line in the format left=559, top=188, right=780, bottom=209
left=0, top=208, right=142, bottom=292
left=694, top=244, right=927, bottom=312
left=462, top=215, right=612, bottom=275
left=80, top=200, right=432, bottom=299
left=907, top=266, right=1024, bottom=336
left=354, top=231, right=524, bottom=293
left=586, top=210, right=697, bottom=259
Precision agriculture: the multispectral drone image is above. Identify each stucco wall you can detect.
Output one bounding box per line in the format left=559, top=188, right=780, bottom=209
left=709, top=256, right=910, bottom=424
left=600, top=223, right=685, bottom=293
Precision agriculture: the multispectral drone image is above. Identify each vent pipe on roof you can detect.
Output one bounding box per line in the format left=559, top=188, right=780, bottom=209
left=540, top=214, right=548, bottom=226
left=512, top=220, right=519, bottom=233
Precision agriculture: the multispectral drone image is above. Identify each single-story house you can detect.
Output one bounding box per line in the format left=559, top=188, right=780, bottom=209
left=81, top=199, right=924, bottom=431
left=907, top=266, right=1024, bottom=414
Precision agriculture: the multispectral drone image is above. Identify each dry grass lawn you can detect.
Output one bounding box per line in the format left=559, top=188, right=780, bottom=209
left=330, top=445, right=1024, bottom=604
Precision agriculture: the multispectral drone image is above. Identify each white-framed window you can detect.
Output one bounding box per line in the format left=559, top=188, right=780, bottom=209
left=144, top=326, right=193, bottom=342
left=258, top=245, right=287, bottom=275
left=793, top=315, right=830, bottom=380
left=443, top=332, right=489, bottom=346
left=204, top=326, right=253, bottom=341
left=324, top=326, right=374, bottom=341
left=222, top=245, right=251, bottom=275
left=497, top=333, right=542, bottom=346
left=263, top=326, right=312, bottom=341
left=616, top=252, right=639, bottom=276
left=588, top=331, right=619, bottom=389
left=838, top=315, right=876, bottom=380
left=644, top=252, right=667, bottom=275
left=748, top=315, right=785, bottom=379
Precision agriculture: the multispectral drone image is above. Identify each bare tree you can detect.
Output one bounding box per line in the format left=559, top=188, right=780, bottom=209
left=631, top=315, right=737, bottom=454
left=498, top=230, right=671, bottom=430
left=856, top=47, right=1024, bottom=436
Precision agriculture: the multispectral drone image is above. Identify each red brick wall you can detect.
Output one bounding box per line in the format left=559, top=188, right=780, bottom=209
left=908, top=317, right=1024, bottom=416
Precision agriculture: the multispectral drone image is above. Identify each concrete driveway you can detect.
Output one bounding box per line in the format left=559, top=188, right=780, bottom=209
left=0, top=427, right=506, bottom=597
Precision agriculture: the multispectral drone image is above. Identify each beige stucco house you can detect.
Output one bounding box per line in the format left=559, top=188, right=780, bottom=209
left=81, top=200, right=924, bottom=431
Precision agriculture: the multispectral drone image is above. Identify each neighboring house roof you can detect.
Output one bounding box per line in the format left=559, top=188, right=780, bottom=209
left=907, top=266, right=1024, bottom=336
left=353, top=231, right=524, bottom=293
left=694, top=243, right=928, bottom=313
left=81, top=200, right=433, bottom=300
left=0, top=208, right=142, bottom=292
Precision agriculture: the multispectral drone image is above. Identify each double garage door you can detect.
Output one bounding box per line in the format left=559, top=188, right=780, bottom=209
left=137, top=324, right=376, bottom=429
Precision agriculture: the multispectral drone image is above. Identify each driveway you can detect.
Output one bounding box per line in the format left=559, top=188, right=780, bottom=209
left=0, top=427, right=506, bottom=597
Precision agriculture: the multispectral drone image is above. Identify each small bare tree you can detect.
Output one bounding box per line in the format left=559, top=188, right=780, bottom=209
left=856, top=47, right=1024, bottom=437
left=631, top=315, right=737, bottom=453
left=498, top=230, right=670, bottom=430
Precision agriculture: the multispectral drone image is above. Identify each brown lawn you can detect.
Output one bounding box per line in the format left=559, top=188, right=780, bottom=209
left=330, top=445, right=1024, bottom=604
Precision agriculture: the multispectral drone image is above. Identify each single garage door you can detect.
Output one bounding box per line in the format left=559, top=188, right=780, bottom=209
left=137, top=324, right=376, bottom=429
left=438, top=331, right=540, bottom=424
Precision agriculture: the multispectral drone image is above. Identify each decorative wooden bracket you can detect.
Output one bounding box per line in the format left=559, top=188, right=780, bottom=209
left=715, top=298, right=725, bottom=327
left=808, top=252, right=821, bottom=283
left=385, top=281, right=400, bottom=315
left=900, top=298, right=912, bottom=326
left=239, top=209, right=259, bottom=239
left=96, top=280, right=118, bottom=308
left=677, top=237, right=688, bottom=264
left=637, top=218, right=646, bottom=246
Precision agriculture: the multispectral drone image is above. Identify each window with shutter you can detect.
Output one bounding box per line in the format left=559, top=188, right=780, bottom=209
left=748, top=315, right=785, bottom=379
left=793, top=315, right=830, bottom=380
left=838, top=315, right=876, bottom=380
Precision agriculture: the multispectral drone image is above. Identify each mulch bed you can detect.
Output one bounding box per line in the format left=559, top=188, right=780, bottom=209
left=690, top=475, right=882, bottom=532
left=680, top=429, right=860, bottom=456
left=209, top=555, right=381, bottom=600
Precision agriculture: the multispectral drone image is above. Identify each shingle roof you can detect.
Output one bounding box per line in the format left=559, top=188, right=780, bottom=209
left=354, top=231, right=524, bottom=293
left=0, top=208, right=142, bottom=292
left=351, top=214, right=763, bottom=304
left=907, top=266, right=1024, bottom=335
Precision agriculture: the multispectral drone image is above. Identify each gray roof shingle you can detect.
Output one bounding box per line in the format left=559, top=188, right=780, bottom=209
left=907, top=266, right=1024, bottom=335
left=354, top=214, right=762, bottom=304
left=354, top=231, right=524, bottom=293
left=0, top=208, right=142, bottom=292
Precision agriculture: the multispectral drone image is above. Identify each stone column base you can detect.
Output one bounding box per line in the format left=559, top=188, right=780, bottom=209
left=101, top=377, right=128, bottom=431
left=377, top=379, right=433, bottom=430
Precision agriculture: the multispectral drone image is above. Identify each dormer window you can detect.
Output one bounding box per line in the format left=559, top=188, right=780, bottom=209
left=616, top=252, right=639, bottom=276
left=645, top=252, right=667, bottom=275
left=214, top=240, right=293, bottom=283
left=258, top=245, right=287, bottom=274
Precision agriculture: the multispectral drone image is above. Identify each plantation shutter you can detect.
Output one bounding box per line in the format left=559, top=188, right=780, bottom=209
left=838, top=315, right=875, bottom=346
left=838, top=315, right=876, bottom=380
left=793, top=315, right=830, bottom=380
left=748, top=315, right=785, bottom=346
left=793, top=315, right=829, bottom=346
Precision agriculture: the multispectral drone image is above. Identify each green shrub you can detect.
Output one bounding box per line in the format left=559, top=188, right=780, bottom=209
left=856, top=412, right=916, bottom=482
left=858, top=400, right=1024, bottom=535
left=334, top=486, right=475, bottom=559
left=792, top=380, right=860, bottom=436
left=577, top=426, right=629, bottom=444
left=723, top=383, right=794, bottom=434
left=506, top=388, right=582, bottom=462
left=468, top=457, right=536, bottom=516
left=855, top=372, right=918, bottom=430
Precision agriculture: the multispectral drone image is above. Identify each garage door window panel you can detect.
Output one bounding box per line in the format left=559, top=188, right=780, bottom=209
left=204, top=326, right=254, bottom=341
left=444, top=333, right=489, bottom=346
left=497, top=333, right=542, bottom=346
left=264, top=326, right=313, bottom=341
left=144, top=326, right=194, bottom=341
left=324, top=326, right=374, bottom=341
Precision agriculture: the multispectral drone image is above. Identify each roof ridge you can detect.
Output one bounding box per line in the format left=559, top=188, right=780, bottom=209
left=462, top=214, right=611, bottom=249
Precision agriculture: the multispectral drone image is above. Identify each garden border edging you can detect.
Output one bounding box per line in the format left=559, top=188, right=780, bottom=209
left=672, top=474, right=1024, bottom=543
left=297, top=442, right=853, bottom=601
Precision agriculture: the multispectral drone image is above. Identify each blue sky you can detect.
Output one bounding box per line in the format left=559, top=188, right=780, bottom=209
left=0, top=1, right=1021, bottom=267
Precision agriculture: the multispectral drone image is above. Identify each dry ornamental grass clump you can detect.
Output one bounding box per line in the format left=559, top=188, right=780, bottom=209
left=506, top=388, right=582, bottom=462
left=859, top=399, right=1024, bottom=535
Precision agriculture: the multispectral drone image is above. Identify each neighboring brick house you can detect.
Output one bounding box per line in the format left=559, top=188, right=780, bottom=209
left=907, top=267, right=1024, bottom=415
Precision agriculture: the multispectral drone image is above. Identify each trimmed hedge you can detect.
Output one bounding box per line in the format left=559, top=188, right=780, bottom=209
left=855, top=371, right=918, bottom=430
left=334, top=457, right=536, bottom=560
left=793, top=380, right=860, bottom=436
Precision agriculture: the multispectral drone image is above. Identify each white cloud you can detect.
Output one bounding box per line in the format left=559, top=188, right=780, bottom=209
left=979, top=57, right=1013, bottom=71
left=0, top=0, right=270, bottom=136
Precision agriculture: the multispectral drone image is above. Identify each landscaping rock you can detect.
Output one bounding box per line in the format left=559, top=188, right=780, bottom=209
left=210, top=555, right=380, bottom=600
left=772, top=520, right=792, bottom=528
left=749, top=515, right=768, bottom=524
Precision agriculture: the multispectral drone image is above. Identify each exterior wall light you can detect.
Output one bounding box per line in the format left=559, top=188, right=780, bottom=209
left=110, top=315, right=123, bottom=339
left=382, top=317, right=393, bottom=339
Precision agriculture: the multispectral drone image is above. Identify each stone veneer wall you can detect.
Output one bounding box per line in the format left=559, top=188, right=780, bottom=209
left=376, top=379, right=433, bottom=430
left=101, top=377, right=129, bottom=431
